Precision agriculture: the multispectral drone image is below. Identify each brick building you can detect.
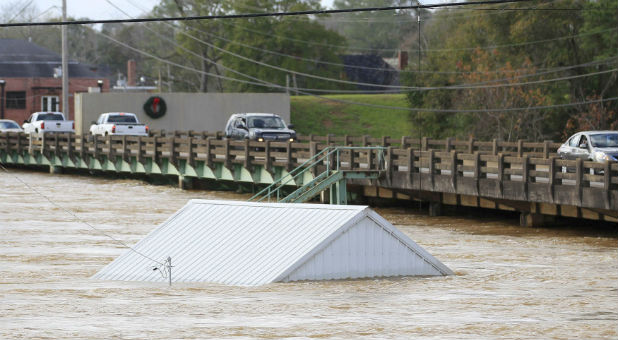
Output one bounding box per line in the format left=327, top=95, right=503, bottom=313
left=0, top=39, right=110, bottom=123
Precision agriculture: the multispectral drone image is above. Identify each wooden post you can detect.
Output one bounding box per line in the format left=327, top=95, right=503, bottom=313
left=80, top=135, right=86, bottom=161
left=67, top=133, right=73, bottom=158
left=497, top=153, right=504, bottom=197
left=344, top=135, right=350, bottom=146
left=205, top=138, right=212, bottom=168
left=367, top=145, right=374, bottom=170
left=547, top=156, right=556, bottom=201
left=121, top=135, right=128, bottom=161
left=243, top=139, right=250, bottom=168
left=93, top=135, right=99, bottom=159
left=575, top=158, right=583, bottom=204
left=362, top=135, right=369, bottom=146
left=381, top=136, right=390, bottom=147
left=223, top=138, right=230, bottom=168
left=543, top=140, right=551, bottom=158
left=421, top=136, right=428, bottom=151
left=136, top=136, right=143, bottom=163
left=106, top=134, right=113, bottom=160
left=187, top=136, right=196, bottom=166
left=401, top=136, right=408, bottom=149
left=170, top=137, right=177, bottom=164
left=52, top=133, right=59, bottom=154
left=492, top=139, right=498, bottom=155
left=407, top=148, right=415, bottom=188
left=517, top=140, right=524, bottom=157
left=386, top=146, right=393, bottom=181
left=286, top=140, right=293, bottom=171
left=428, top=150, right=435, bottom=190
left=522, top=155, right=529, bottom=183
left=445, top=137, right=452, bottom=152
left=153, top=136, right=159, bottom=163
left=349, top=146, right=356, bottom=170
left=473, top=151, right=481, bottom=195
left=265, top=141, right=272, bottom=171
left=450, top=151, right=457, bottom=190
left=309, top=141, right=318, bottom=176
left=467, top=136, right=474, bottom=153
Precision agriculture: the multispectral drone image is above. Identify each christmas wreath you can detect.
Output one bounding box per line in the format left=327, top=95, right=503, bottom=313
left=143, top=96, right=167, bottom=119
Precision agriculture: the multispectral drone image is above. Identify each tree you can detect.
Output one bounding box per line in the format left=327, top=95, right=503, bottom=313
left=222, top=0, right=348, bottom=93
left=402, top=0, right=617, bottom=141
left=329, top=0, right=419, bottom=58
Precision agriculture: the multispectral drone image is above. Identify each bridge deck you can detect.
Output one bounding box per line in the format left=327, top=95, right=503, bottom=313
left=1, top=131, right=616, bottom=224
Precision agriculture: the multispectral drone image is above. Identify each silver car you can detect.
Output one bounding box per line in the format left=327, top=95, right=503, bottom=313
left=558, top=131, right=618, bottom=163
left=0, top=119, right=23, bottom=133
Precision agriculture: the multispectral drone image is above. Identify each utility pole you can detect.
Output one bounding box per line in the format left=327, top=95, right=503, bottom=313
left=61, top=0, right=69, bottom=116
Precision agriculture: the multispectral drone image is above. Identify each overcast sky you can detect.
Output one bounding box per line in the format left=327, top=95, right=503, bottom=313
left=27, top=0, right=336, bottom=20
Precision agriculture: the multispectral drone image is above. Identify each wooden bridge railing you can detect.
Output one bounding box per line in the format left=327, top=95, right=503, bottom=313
left=1, top=132, right=616, bottom=213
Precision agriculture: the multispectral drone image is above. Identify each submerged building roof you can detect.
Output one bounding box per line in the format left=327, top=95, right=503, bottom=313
left=93, top=200, right=452, bottom=286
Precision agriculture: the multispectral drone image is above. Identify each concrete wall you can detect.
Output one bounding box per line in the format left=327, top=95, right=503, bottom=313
left=74, top=92, right=290, bottom=135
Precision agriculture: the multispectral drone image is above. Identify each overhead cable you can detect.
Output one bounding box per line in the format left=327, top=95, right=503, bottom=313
left=0, top=0, right=536, bottom=27
left=0, top=163, right=164, bottom=267
left=97, top=30, right=617, bottom=113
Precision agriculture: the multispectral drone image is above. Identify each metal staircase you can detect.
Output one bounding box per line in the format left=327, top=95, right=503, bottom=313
left=248, top=146, right=386, bottom=205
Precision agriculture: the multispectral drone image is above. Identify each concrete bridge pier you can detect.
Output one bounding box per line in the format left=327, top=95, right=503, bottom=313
left=178, top=175, right=194, bottom=190
left=429, top=202, right=442, bottom=217
left=519, top=212, right=545, bottom=228
left=49, top=165, right=63, bottom=174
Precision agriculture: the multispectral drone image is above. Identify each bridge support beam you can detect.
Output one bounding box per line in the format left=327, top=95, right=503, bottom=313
left=49, top=165, right=63, bottom=174
left=429, top=201, right=442, bottom=217
left=329, top=179, right=347, bottom=205
left=519, top=212, right=545, bottom=228
left=178, top=175, right=194, bottom=190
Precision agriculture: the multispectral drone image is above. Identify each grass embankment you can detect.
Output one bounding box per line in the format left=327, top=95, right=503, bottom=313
left=290, top=94, right=414, bottom=138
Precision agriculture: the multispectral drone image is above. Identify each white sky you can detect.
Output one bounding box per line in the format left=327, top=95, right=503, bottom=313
left=26, top=0, right=337, bottom=20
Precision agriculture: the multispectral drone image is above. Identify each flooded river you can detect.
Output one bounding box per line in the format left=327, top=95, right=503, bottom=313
left=1, top=169, right=616, bottom=339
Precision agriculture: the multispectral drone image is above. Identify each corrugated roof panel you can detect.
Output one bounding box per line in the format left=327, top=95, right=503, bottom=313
left=93, top=200, right=451, bottom=286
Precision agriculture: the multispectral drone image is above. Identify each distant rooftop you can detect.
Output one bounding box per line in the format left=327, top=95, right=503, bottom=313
left=0, top=38, right=109, bottom=78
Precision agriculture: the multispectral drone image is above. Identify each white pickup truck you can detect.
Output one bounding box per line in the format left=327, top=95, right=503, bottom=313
left=22, top=112, right=75, bottom=135
left=89, top=112, right=149, bottom=136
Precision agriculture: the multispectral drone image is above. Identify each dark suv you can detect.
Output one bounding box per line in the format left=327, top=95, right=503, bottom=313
left=224, top=113, right=296, bottom=142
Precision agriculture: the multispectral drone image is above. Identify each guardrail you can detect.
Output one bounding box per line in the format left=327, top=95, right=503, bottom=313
left=1, top=131, right=616, bottom=221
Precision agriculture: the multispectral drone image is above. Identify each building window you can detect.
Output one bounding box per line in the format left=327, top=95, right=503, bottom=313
left=6, top=91, right=26, bottom=109
left=41, top=96, right=60, bottom=112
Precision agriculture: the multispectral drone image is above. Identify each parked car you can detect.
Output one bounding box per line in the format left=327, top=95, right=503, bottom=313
left=22, top=112, right=74, bottom=135
left=558, top=131, right=618, bottom=164
left=89, top=112, right=149, bottom=136
left=224, top=113, right=296, bottom=142
left=0, top=119, right=23, bottom=133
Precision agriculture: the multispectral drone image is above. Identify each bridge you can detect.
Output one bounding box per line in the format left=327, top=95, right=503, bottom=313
left=1, top=131, right=616, bottom=226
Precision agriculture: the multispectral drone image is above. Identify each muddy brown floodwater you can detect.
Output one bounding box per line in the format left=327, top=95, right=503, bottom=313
left=1, top=169, right=617, bottom=339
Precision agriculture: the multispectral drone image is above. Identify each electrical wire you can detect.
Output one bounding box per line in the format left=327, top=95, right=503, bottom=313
left=115, top=5, right=617, bottom=92
left=93, top=30, right=618, bottom=114
left=0, top=162, right=165, bottom=267
left=174, top=16, right=617, bottom=78
left=0, top=0, right=536, bottom=27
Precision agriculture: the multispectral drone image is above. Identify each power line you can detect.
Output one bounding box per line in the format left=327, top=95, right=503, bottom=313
left=0, top=0, right=535, bottom=27
left=97, top=29, right=618, bottom=113
left=0, top=163, right=164, bottom=267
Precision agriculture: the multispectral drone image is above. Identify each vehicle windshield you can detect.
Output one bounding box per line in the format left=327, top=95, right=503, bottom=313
left=107, top=115, right=137, bottom=123
left=36, top=114, right=64, bottom=121
left=0, top=121, right=20, bottom=129
left=247, top=116, right=286, bottom=129
left=589, top=133, right=618, bottom=148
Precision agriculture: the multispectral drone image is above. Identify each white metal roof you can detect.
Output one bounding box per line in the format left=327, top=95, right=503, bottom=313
left=93, top=200, right=452, bottom=286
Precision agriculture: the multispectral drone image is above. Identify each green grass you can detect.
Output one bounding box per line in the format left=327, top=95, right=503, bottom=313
left=290, top=94, right=414, bottom=138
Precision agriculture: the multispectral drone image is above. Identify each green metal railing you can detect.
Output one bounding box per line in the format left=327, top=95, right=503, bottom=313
left=248, top=146, right=387, bottom=204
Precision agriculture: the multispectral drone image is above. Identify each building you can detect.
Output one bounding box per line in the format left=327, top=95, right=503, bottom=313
left=0, top=39, right=110, bottom=123
left=94, top=200, right=452, bottom=286
left=341, top=54, right=403, bottom=93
